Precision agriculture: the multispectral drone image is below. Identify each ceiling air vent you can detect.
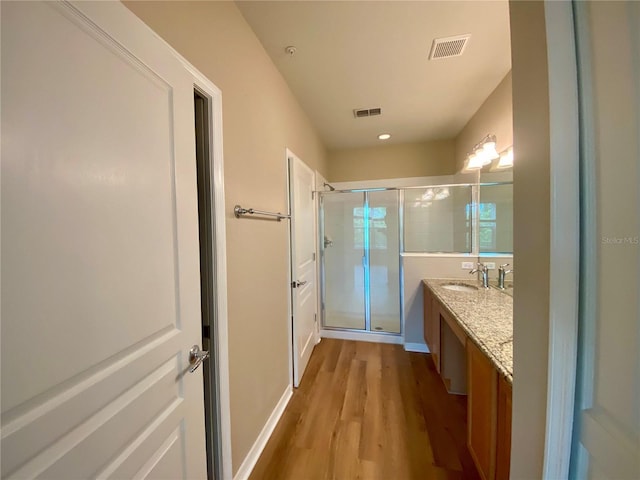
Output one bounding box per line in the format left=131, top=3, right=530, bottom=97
left=429, top=34, right=471, bottom=60
left=353, top=107, right=382, bottom=118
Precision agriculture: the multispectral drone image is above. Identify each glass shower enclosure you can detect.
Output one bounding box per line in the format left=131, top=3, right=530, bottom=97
left=320, top=190, right=401, bottom=334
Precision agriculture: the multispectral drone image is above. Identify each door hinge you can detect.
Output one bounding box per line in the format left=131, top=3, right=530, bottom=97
left=314, top=313, right=317, bottom=323
left=312, top=252, right=316, bottom=261
left=312, top=191, right=315, bottom=200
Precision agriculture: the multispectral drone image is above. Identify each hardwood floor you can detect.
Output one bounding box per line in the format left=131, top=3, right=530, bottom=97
left=249, top=339, right=481, bottom=480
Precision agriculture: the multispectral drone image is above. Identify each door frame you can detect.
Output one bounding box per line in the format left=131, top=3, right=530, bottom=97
left=135, top=14, right=233, bottom=480
left=187, top=64, right=233, bottom=480
left=541, top=1, right=580, bottom=478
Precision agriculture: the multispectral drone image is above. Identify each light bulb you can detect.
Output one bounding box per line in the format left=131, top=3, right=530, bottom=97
left=466, top=152, right=484, bottom=170
left=497, top=147, right=514, bottom=168
left=482, top=140, right=499, bottom=161
left=475, top=148, right=491, bottom=165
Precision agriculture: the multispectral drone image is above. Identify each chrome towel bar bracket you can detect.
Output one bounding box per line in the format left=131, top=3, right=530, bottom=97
left=234, top=205, right=291, bottom=221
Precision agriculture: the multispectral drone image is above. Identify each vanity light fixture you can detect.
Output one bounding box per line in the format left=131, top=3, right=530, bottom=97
left=497, top=146, right=514, bottom=169
left=482, top=136, right=499, bottom=160
left=463, top=134, right=501, bottom=171
left=377, top=133, right=391, bottom=140
left=465, top=152, right=485, bottom=170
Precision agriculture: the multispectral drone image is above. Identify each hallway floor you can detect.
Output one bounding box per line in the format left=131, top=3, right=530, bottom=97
left=249, top=339, right=480, bottom=480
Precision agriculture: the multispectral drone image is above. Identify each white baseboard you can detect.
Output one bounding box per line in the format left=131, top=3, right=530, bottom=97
left=232, top=385, right=293, bottom=480
left=404, top=342, right=429, bottom=353
left=320, top=329, right=403, bottom=345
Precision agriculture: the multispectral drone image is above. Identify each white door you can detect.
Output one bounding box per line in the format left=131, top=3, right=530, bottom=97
left=571, top=2, right=640, bottom=478
left=288, top=152, right=318, bottom=388
left=1, top=2, right=208, bottom=478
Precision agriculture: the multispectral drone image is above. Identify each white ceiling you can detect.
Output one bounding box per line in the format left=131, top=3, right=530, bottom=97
left=236, top=1, right=511, bottom=150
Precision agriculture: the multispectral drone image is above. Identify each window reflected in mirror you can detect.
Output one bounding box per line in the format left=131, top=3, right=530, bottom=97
left=478, top=183, right=513, bottom=254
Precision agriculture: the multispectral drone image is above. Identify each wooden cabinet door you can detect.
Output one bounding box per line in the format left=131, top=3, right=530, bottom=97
left=495, top=375, right=512, bottom=480
left=467, top=340, right=497, bottom=480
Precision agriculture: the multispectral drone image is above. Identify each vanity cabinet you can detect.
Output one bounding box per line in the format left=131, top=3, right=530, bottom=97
left=422, top=281, right=512, bottom=480
left=467, top=339, right=497, bottom=480
left=422, top=284, right=440, bottom=372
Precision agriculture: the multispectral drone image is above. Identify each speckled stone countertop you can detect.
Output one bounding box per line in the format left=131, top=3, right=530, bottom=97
left=423, top=279, right=513, bottom=384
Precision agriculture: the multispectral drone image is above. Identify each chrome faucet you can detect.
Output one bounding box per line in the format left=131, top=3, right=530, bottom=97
left=498, top=263, right=513, bottom=289
left=470, top=263, right=490, bottom=289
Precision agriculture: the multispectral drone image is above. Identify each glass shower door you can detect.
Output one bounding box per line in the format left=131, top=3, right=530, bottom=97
left=321, top=190, right=401, bottom=334
left=322, top=192, right=366, bottom=330
left=368, top=190, right=400, bottom=333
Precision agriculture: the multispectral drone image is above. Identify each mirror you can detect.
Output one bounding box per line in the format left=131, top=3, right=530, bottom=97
left=403, top=185, right=473, bottom=253
left=478, top=183, right=513, bottom=254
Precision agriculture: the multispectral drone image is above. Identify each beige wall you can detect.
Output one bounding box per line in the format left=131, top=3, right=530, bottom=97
left=123, top=1, right=328, bottom=474
left=455, top=72, right=513, bottom=173
left=328, top=140, right=456, bottom=182
left=509, top=2, right=550, bottom=478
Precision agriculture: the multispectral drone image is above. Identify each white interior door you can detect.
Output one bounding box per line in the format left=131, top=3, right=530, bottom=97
left=289, top=152, right=318, bottom=388
left=1, top=2, right=208, bottom=478
left=571, top=2, right=640, bottom=478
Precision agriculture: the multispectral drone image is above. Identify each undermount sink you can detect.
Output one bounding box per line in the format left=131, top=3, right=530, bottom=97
left=441, top=283, right=478, bottom=292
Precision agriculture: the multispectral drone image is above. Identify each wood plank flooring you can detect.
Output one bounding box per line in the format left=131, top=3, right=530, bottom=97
left=249, top=339, right=480, bottom=480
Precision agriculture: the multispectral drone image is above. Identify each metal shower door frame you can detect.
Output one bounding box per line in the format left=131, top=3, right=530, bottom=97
left=319, top=190, right=402, bottom=336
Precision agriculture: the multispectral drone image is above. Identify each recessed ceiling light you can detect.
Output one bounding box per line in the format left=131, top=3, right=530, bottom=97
left=378, top=133, right=391, bottom=140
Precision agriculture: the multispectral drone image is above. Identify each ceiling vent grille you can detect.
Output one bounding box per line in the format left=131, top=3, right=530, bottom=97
left=429, top=34, right=471, bottom=60
left=353, top=107, right=382, bottom=118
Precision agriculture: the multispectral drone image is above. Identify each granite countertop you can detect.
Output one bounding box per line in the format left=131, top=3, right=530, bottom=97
left=423, top=279, right=513, bottom=384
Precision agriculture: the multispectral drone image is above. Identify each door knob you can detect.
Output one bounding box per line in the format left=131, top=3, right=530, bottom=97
left=188, top=345, right=210, bottom=373
left=292, top=280, right=308, bottom=288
